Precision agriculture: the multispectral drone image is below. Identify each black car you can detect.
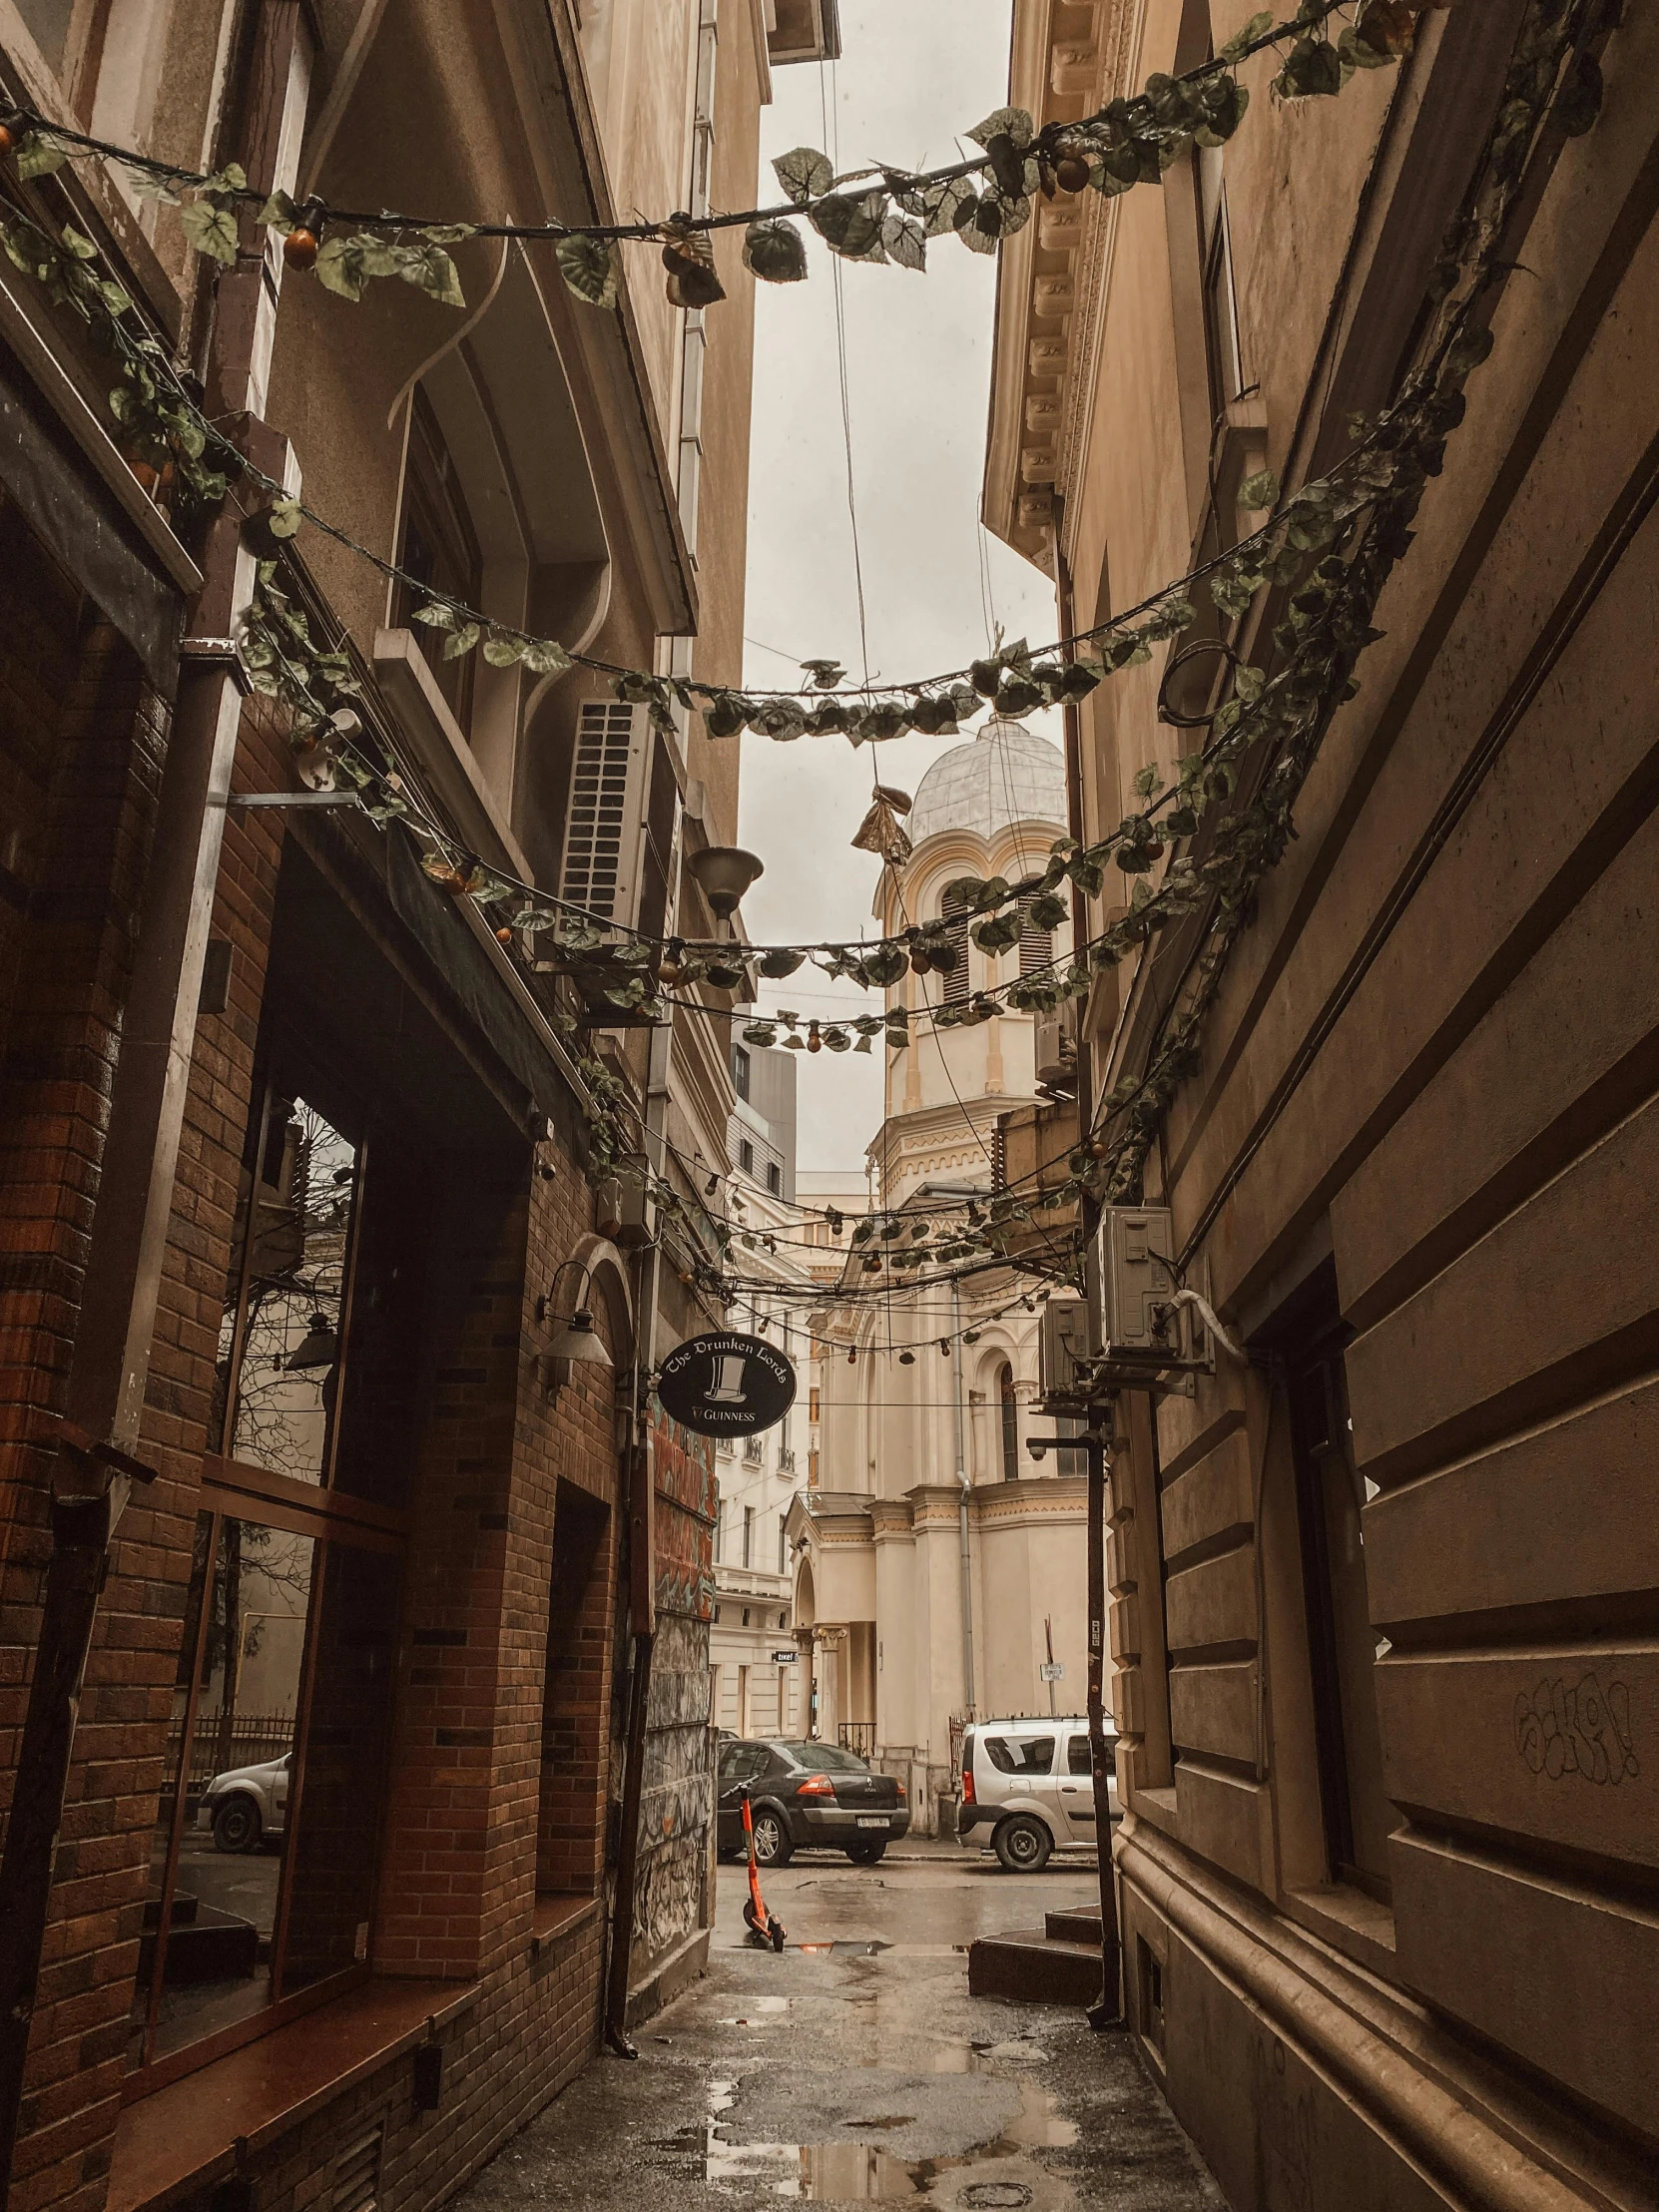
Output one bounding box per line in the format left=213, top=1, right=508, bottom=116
left=717, top=1738, right=910, bottom=1866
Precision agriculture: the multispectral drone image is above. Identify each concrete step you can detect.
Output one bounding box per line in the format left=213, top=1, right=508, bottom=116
left=1044, top=1905, right=1103, bottom=1945
left=966, top=1929, right=1105, bottom=2007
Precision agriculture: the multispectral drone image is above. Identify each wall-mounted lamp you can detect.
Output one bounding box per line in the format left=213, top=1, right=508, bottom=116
left=536, top=1258, right=613, bottom=1400
left=285, top=1312, right=338, bottom=1371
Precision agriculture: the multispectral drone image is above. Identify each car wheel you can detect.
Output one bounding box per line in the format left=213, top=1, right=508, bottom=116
left=993, top=1814, right=1052, bottom=1874
left=750, top=1809, right=793, bottom=1868
left=212, top=1794, right=263, bottom=1855
left=845, top=1842, right=886, bottom=1866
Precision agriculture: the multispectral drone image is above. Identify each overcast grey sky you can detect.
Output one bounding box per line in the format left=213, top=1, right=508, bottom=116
left=736, top=0, right=1064, bottom=1173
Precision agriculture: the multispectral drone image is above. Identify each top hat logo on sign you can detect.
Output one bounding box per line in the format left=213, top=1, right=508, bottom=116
left=656, top=1331, right=796, bottom=1437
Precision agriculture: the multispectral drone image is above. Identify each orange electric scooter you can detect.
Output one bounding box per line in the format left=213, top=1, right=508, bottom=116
left=739, top=1787, right=787, bottom=1951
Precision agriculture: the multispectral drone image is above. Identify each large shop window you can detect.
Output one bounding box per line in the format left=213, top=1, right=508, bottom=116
left=129, top=1075, right=418, bottom=2086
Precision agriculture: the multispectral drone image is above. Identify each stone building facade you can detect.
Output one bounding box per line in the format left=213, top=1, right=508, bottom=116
left=984, top=3, right=1659, bottom=2207
left=800, top=718, right=1089, bottom=1830
left=0, top=5, right=834, bottom=2212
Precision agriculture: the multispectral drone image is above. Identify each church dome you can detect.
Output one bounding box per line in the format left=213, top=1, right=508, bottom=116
left=906, top=717, right=1068, bottom=845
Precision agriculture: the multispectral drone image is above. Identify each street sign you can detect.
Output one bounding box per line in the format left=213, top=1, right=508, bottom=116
left=656, top=1330, right=797, bottom=1437
left=773, top=1649, right=799, bottom=1664
left=1040, top=1661, right=1065, bottom=1682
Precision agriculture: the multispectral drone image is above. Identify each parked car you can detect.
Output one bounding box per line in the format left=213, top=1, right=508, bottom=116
left=197, top=1752, right=289, bottom=1853
left=717, top=1738, right=909, bottom=1866
left=955, top=1717, right=1120, bottom=1872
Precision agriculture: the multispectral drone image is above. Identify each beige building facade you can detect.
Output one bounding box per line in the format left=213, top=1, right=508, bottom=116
left=986, top=4, right=1659, bottom=2208
left=798, top=719, right=1090, bottom=1829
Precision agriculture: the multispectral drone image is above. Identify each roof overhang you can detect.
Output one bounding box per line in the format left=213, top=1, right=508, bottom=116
left=983, top=1, right=1136, bottom=577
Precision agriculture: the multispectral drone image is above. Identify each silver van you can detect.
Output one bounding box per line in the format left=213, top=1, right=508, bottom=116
left=955, top=1716, right=1120, bottom=1871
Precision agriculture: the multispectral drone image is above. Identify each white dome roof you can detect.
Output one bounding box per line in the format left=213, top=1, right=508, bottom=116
left=907, top=717, right=1067, bottom=845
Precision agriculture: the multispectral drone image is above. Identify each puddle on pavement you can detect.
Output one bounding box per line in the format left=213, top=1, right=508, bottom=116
left=704, top=2069, right=1077, bottom=2200
left=796, top=1938, right=891, bottom=1955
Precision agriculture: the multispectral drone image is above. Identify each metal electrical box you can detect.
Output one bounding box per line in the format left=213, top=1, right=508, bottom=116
left=1097, top=1206, right=1179, bottom=1358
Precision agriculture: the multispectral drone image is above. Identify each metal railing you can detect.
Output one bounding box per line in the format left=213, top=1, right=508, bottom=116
left=837, top=1721, right=876, bottom=1758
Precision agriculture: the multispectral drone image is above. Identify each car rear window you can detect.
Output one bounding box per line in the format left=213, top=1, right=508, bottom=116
left=983, top=1733, right=1054, bottom=1776
left=779, top=1742, right=867, bottom=1773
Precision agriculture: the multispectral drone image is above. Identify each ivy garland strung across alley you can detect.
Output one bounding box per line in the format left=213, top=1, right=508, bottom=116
left=0, top=1, right=1428, bottom=327
left=0, top=0, right=1610, bottom=1310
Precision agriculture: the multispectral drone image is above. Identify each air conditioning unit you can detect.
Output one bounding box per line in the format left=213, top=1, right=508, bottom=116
left=1038, top=1296, right=1091, bottom=1406
left=559, top=700, right=652, bottom=930
left=1091, top=1206, right=1212, bottom=1382
left=1098, top=1205, right=1178, bottom=1356
left=1034, top=1001, right=1078, bottom=1089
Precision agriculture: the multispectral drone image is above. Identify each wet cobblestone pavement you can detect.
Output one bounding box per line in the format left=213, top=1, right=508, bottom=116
left=453, top=1861, right=1223, bottom=2210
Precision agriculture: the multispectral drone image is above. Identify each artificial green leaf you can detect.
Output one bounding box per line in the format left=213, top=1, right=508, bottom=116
left=413, top=600, right=457, bottom=630
left=555, top=232, right=620, bottom=308
left=97, top=277, right=132, bottom=315
left=1218, top=10, right=1273, bottom=64
left=968, top=106, right=1035, bottom=151
left=811, top=191, right=887, bottom=260
left=482, top=632, right=525, bottom=667
left=744, top=217, right=808, bottom=282
left=15, top=133, right=68, bottom=180
left=982, top=132, right=1030, bottom=199
left=398, top=241, right=466, bottom=307
left=1195, top=77, right=1250, bottom=146
left=200, top=162, right=248, bottom=196
left=60, top=225, right=98, bottom=261
left=260, top=190, right=300, bottom=230
left=921, top=177, right=977, bottom=238
left=521, top=638, right=572, bottom=676
left=421, top=224, right=479, bottom=245
left=1133, top=763, right=1163, bottom=799
left=774, top=146, right=834, bottom=205
left=314, top=236, right=368, bottom=299
left=880, top=211, right=927, bottom=272
left=955, top=197, right=1000, bottom=254
left=129, top=169, right=181, bottom=205
left=1275, top=36, right=1344, bottom=99
left=1238, top=466, right=1279, bottom=511
left=443, top=622, right=483, bottom=660
left=266, top=497, right=302, bottom=539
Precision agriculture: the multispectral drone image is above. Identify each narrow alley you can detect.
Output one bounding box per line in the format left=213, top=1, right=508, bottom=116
left=451, top=1855, right=1219, bottom=2212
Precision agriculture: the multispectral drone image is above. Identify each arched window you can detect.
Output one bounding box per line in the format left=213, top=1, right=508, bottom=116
left=941, top=883, right=974, bottom=1004
left=998, top=1364, right=1018, bottom=1482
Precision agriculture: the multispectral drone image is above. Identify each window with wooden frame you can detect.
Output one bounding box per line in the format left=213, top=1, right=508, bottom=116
left=1287, top=1316, right=1394, bottom=1902
left=128, top=1067, right=419, bottom=2089
left=394, top=388, right=483, bottom=734
left=998, top=1364, right=1019, bottom=1483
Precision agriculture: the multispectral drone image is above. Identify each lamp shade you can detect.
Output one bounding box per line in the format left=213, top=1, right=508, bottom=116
left=285, top=1312, right=338, bottom=1371
left=688, top=845, right=765, bottom=920
left=547, top=1308, right=611, bottom=1368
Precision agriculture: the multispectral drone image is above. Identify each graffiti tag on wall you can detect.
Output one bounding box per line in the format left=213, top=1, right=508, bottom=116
left=1513, top=1675, right=1638, bottom=1785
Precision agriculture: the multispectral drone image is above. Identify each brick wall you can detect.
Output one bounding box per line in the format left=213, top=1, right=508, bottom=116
left=2, top=604, right=644, bottom=2212
left=0, top=492, right=174, bottom=2212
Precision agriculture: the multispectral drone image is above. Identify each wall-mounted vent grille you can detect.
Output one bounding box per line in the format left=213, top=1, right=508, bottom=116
left=331, top=2123, right=384, bottom=2212
left=561, top=701, right=648, bottom=924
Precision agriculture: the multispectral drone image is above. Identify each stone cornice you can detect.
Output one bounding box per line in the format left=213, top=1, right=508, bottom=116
left=983, top=0, right=1143, bottom=573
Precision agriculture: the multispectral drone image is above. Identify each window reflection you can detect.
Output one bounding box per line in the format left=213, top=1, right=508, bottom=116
left=134, top=1516, right=314, bottom=2064
left=219, top=1095, right=359, bottom=1487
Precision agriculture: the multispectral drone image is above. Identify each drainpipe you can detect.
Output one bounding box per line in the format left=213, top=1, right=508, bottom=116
left=951, top=1281, right=975, bottom=1719
left=606, top=0, right=721, bottom=2054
